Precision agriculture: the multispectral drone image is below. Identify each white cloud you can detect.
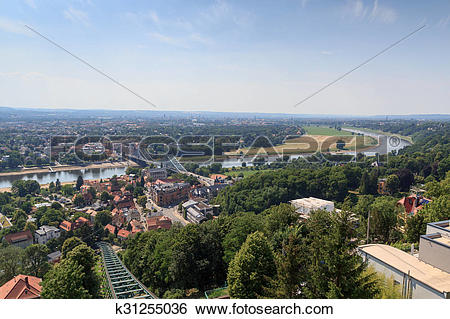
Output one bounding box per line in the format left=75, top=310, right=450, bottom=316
left=0, top=17, right=30, bottom=35
left=148, top=32, right=187, bottom=48
left=63, top=7, right=90, bottom=26
left=148, top=31, right=213, bottom=48
left=24, top=0, right=36, bottom=9
left=321, top=50, right=333, bottom=55
left=343, top=0, right=397, bottom=24
left=370, top=0, right=397, bottom=24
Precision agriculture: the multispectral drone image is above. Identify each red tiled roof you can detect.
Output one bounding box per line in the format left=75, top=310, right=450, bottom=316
left=5, top=230, right=33, bottom=244
left=146, top=216, right=172, bottom=230
left=76, top=216, right=89, bottom=223
left=210, top=174, right=228, bottom=180
left=104, top=224, right=116, bottom=235
left=59, top=220, right=73, bottom=231
left=117, top=229, right=131, bottom=239
left=0, top=275, right=42, bottom=299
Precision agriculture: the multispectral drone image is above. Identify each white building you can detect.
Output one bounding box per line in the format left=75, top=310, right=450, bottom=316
left=290, top=197, right=335, bottom=218
left=35, top=225, right=61, bottom=245
left=419, top=220, right=450, bottom=273
left=358, top=220, right=450, bottom=299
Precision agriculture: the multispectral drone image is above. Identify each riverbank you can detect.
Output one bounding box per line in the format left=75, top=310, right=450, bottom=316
left=0, top=179, right=102, bottom=193
left=0, top=161, right=138, bottom=178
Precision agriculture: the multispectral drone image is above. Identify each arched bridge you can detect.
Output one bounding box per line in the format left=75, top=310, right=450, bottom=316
left=97, top=242, right=157, bottom=299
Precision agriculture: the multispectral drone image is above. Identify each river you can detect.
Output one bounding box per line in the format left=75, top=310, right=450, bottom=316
left=0, top=167, right=127, bottom=189
left=0, top=129, right=412, bottom=188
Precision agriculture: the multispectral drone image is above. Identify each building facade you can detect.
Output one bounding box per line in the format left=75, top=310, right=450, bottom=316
left=35, top=225, right=61, bottom=245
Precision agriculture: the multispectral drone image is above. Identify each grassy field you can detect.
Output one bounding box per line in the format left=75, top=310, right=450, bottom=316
left=224, top=134, right=377, bottom=156
left=303, top=125, right=350, bottom=136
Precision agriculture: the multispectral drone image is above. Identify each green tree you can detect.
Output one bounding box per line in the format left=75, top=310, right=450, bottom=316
left=66, top=244, right=100, bottom=297
left=0, top=246, right=24, bottom=285
left=100, top=191, right=111, bottom=202
left=24, top=221, right=38, bottom=233
left=73, top=194, right=85, bottom=207
left=24, top=244, right=51, bottom=277
left=61, top=184, right=74, bottom=196
left=95, top=210, right=112, bottom=226
left=76, top=176, right=84, bottom=191
left=369, top=197, right=399, bottom=243
left=61, top=237, right=83, bottom=258
left=385, top=174, right=400, bottom=195
left=222, top=212, right=263, bottom=264
left=227, top=231, right=276, bottom=298
left=137, top=195, right=147, bottom=208
left=303, top=210, right=379, bottom=298
left=268, top=225, right=306, bottom=298
left=41, top=259, right=90, bottom=299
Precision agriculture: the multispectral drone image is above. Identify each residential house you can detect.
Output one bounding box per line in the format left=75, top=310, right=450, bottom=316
left=35, top=225, right=61, bottom=245
left=117, top=229, right=131, bottom=241
left=130, top=219, right=145, bottom=234
left=59, top=216, right=92, bottom=232
left=146, top=216, right=172, bottom=231
left=397, top=194, right=431, bottom=219
left=47, top=251, right=62, bottom=264
left=5, top=230, right=33, bottom=248
left=210, top=174, right=228, bottom=183
left=104, top=224, right=116, bottom=235
left=0, top=275, right=42, bottom=299
left=59, top=220, right=74, bottom=232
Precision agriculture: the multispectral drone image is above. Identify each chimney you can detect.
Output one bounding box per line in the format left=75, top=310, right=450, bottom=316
left=24, top=276, right=30, bottom=288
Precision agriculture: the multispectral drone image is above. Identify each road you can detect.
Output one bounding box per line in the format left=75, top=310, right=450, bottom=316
left=183, top=171, right=215, bottom=186
left=145, top=195, right=189, bottom=226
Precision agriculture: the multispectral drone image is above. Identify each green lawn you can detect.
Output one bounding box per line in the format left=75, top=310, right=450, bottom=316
left=303, top=125, right=350, bottom=136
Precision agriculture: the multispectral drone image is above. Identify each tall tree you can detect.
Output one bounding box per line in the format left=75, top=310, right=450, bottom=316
left=66, top=244, right=100, bottom=297
left=41, top=259, right=90, bottom=299
left=0, top=246, right=24, bottom=285
left=227, top=231, right=276, bottom=298
left=61, top=237, right=83, bottom=258
left=76, top=176, right=84, bottom=191
left=302, top=210, right=379, bottom=298
left=24, top=244, right=51, bottom=277
left=385, top=174, right=400, bottom=195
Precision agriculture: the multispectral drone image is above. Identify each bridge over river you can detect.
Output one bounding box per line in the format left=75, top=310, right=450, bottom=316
left=98, top=242, right=157, bottom=299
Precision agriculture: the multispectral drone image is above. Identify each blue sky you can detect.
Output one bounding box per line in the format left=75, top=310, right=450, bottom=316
left=0, top=0, right=449, bottom=115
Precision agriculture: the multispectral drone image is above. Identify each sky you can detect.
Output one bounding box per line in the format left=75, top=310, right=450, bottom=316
left=0, top=0, right=449, bottom=115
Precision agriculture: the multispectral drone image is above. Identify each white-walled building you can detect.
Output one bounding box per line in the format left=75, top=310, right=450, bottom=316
left=358, top=220, right=450, bottom=299
left=35, top=225, right=61, bottom=245
left=290, top=197, right=335, bottom=217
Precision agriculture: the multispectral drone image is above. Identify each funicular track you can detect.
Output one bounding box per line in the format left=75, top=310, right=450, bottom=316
left=97, top=242, right=157, bottom=299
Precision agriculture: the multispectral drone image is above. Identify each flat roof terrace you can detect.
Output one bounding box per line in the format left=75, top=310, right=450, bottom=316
left=359, top=244, right=450, bottom=294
